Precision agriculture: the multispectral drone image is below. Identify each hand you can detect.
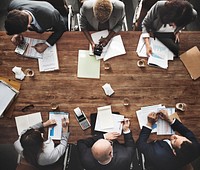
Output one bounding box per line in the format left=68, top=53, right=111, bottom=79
left=147, top=112, right=158, bottom=127
left=146, top=44, right=152, bottom=57
left=11, top=34, right=24, bottom=46
left=122, top=118, right=130, bottom=133
left=175, top=32, right=180, bottom=43
left=62, top=117, right=69, bottom=133
left=33, top=43, right=48, bottom=53
left=99, top=37, right=109, bottom=47
left=157, top=110, right=173, bottom=124
left=43, top=119, right=57, bottom=128
left=104, top=132, right=120, bottom=140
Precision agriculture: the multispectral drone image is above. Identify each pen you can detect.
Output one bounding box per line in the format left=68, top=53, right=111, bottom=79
left=139, top=42, right=145, bottom=53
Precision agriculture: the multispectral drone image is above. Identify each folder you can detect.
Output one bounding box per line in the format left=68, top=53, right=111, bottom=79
left=180, top=46, right=200, bottom=80
left=0, top=77, right=21, bottom=118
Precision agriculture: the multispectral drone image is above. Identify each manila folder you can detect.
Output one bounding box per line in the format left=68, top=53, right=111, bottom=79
left=180, top=46, right=200, bottom=80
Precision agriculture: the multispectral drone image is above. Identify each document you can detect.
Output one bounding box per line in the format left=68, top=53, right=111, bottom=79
left=136, top=104, right=165, bottom=133
left=0, top=80, right=19, bottom=117
left=91, top=30, right=126, bottom=61
left=136, top=34, right=174, bottom=69
left=157, top=108, right=175, bottom=135
left=38, top=44, right=59, bottom=72
left=180, top=46, right=200, bottom=80
left=15, top=37, right=43, bottom=59
left=15, top=112, right=42, bottom=135
left=95, top=105, right=124, bottom=134
left=48, top=112, right=69, bottom=140
left=136, top=104, right=177, bottom=135
left=77, top=50, right=100, bottom=79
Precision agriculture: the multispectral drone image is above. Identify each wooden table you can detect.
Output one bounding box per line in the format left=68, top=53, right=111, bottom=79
left=0, top=31, right=200, bottom=144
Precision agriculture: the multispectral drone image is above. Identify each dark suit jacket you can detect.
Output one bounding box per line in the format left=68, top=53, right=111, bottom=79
left=8, top=0, right=67, bottom=45
left=77, top=132, right=138, bottom=170
left=136, top=119, right=200, bottom=170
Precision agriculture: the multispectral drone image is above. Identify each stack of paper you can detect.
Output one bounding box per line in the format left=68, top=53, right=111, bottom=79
left=15, top=37, right=59, bottom=72
left=136, top=104, right=177, bottom=135
left=94, top=105, right=124, bottom=134
left=136, top=34, right=174, bottom=69
left=91, top=30, right=126, bottom=61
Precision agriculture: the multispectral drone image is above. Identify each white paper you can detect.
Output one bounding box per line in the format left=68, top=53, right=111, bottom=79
left=136, top=34, right=174, bottom=69
left=157, top=108, right=175, bottom=135
left=77, top=50, right=100, bottom=79
left=91, top=30, right=126, bottom=61
left=16, top=37, right=44, bottom=59
left=95, top=113, right=124, bottom=134
left=102, top=83, right=114, bottom=96
left=97, top=105, right=114, bottom=129
left=0, top=81, right=18, bottom=116
left=15, top=112, right=42, bottom=135
left=48, top=112, right=69, bottom=140
left=38, top=44, right=59, bottom=72
left=136, top=104, right=165, bottom=133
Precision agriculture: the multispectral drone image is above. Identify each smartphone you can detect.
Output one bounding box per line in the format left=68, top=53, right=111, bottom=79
left=74, top=107, right=91, bottom=130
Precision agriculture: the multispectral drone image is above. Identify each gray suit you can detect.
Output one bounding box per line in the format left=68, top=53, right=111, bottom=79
left=8, top=0, right=67, bottom=45
left=80, top=0, right=125, bottom=33
left=142, top=1, right=197, bottom=34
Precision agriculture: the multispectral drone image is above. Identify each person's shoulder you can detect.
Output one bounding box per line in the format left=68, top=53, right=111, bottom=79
left=82, top=0, right=95, bottom=9
left=112, top=0, right=124, bottom=7
left=155, top=1, right=166, bottom=6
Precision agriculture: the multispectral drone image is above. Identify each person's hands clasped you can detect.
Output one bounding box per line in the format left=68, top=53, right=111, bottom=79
left=32, top=43, right=48, bottom=53
left=157, top=110, right=173, bottom=124
left=122, top=118, right=130, bottom=133
left=11, top=34, right=24, bottom=46
left=147, top=112, right=158, bottom=127
left=62, top=117, right=69, bottom=133
left=104, top=132, right=120, bottom=140
left=43, top=119, right=57, bottom=128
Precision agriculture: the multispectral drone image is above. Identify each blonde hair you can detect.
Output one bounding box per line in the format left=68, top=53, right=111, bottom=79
left=93, top=0, right=113, bottom=23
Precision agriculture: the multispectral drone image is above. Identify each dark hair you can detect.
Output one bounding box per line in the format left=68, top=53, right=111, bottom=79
left=175, top=140, right=198, bottom=162
left=5, top=9, right=29, bottom=35
left=20, top=129, right=44, bottom=166
left=159, top=0, right=193, bottom=27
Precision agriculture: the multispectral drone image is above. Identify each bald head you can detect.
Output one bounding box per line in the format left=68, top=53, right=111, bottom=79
left=91, top=139, right=113, bottom=164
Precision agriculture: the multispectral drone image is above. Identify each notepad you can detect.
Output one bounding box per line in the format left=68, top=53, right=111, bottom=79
left=15, top=112, right=42, bottom=135
left=180, top=46, right=200, bottom=80
left=0, top=80, right=19, bottom=117
left=77, top=50, right=100, bottom=79
left=48, top=112, right=69, bottom=140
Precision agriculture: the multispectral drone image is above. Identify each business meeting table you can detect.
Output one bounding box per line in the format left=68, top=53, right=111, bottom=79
left=0, top=31, right=200, bottom=144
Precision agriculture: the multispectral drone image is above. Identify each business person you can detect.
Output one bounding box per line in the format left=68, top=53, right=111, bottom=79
left=77, top=118, right=141, bottom=170
left=80, top=0, right=125, bottom=50
left=14, top=118, right=70, bottom=167
left=5, top=0, right=67, bottom=53
left=141, top=0, right=197, bottom=57
left=136, top=110, right=200, bottom=170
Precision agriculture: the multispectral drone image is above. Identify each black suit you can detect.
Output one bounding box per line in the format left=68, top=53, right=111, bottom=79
left=136, top=119, right=200, bottom=170
left=8, top=0, right=67, bottom=45
left=77, top=132, right=139, bottom=170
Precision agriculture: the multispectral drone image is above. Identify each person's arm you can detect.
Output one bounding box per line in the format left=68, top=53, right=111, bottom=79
left=99, top=31, right=116, bottom=47
left=82, top=30, right=95, bottom=50
left=38, top=118, right=70, bottom=165
left=136, top=112, right=157, bottom=152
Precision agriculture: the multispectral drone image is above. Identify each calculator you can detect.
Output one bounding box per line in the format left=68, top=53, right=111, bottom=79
left=74, top=107, right=91, bottom=130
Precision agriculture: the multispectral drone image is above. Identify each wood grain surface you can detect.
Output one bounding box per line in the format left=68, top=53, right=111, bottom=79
left=0, top=31, right=200, bottom=144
